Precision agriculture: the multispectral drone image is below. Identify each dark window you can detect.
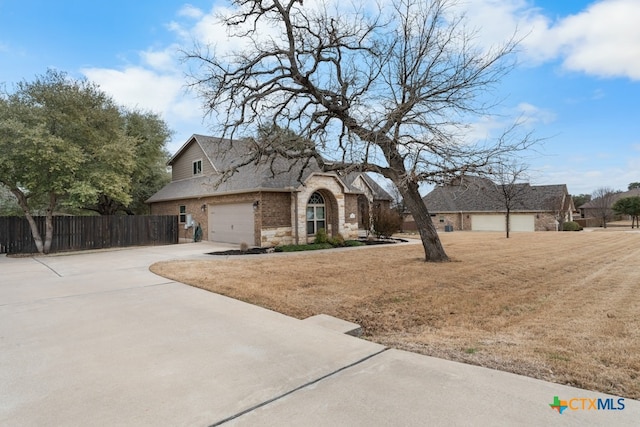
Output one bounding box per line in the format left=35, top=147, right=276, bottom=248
left=179, top=205, right=186, bottom=223
left=193, top=160, right=202, bottom=175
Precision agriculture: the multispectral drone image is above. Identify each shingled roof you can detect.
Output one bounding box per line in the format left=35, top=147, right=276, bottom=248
left=147, top=134, right=391, bottom=202
left=579, top=188, right=640, bottom=209
left=422, top=176, right=571, bottom=212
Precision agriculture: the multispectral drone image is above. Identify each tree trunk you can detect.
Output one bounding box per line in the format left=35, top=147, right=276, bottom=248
left=10, top=188, right=46, bottom=254
left=398, top=179, right=449, bottom=262
left=43, top=211, right=54, bottom=254
left=505, top=209, right=511, bottom=238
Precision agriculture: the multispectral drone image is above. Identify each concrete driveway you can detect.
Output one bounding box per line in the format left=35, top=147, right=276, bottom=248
left=1, top=243, right=638, bottom=426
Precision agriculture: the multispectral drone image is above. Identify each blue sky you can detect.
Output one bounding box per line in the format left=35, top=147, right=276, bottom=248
left=1, top=0, right=639, bottom=195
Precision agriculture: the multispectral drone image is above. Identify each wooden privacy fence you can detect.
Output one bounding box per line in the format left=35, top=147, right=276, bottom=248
left=0, top=215, right=178, bottom=255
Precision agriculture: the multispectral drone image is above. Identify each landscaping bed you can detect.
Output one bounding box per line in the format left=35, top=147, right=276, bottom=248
left=207, top=237, right=407, bottom=256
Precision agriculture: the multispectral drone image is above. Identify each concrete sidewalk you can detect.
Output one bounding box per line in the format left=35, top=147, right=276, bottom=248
left=1, top=243, right=638, bottom=426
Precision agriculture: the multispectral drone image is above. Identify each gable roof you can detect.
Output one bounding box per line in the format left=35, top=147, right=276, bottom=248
left=148, top=134, right=392, bottom=203
left=579, top=188, right=640, bottom=209
left=340, top=172, right=393, bottom=201
left=422, top=176, right=571, bottom=212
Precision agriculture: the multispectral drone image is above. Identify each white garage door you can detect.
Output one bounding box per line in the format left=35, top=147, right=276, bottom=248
left=471, top=214, right=505, bottom=231
left=471, top=214, right=535, bottom=232
left=209, top=203, right=255, bottom=244
left=510, top=214, right=535, bottom=232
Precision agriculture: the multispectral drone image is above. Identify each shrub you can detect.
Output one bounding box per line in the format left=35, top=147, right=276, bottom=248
left=372, top=208, right=403, bottom=238
left=314, top=228, right=329, bottom=244
left=329, top=233, right=345, bottom=247
left=239, top=242, right=250, bottom=252
left=563, top=221, right=583, bottom=231
left=344, top=240, right=365, bottom=247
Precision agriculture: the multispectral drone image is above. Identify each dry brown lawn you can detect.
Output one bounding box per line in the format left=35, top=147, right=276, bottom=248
left=150, top=230, right=640, bottom=399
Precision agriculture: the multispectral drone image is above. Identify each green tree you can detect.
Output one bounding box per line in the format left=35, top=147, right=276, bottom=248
left=186, top=0, right=534, bottom=262
left=612, top=196, right=640, bottom=228
left=572, top=194, right=591, bottom=209
left=0, top=70, right=135, bottom=253
left=83, top=110, right=172, bottom=215
left=628, top=182, right=640, bottom=190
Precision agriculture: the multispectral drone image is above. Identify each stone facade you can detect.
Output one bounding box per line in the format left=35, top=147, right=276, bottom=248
left=295, top=174, right=360, bottom=244
left=535, top=212, right=561, bottom=231
left=261, top=226, right=294, bottom=246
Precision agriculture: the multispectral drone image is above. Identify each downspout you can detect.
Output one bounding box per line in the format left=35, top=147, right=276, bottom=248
left=460, top=211, right=463, bottom=230
left=293, top=191, right=299, bottom=245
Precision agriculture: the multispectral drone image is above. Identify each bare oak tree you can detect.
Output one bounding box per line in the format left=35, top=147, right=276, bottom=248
left=591, top=187, right=618, bottom=228
left=186, top=0, right=534, bottom=261
left=490, top=161, right=529, bottom=238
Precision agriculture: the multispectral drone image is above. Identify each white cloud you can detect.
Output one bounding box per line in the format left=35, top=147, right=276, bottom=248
left=171, top=0, right=640, bottom=82
left=81, top=64, right=206, bottom=153
left=513, top=0, right=640, bottom=80
left=431, top=0, right=640, bottom=81
left=178, top=4, right=204, bottom=19
left=557, top=0, right=640, bottom=79
left=554, top=1, right=639, bottom=79
left=82, top=67, right=182, bottom=113
left=515, top=102, right=556, bottom=126
left=140, top=45, right=180, bottom=71
left=450, top=0, right=544, bottom=46
left=170, top=3, right=285, bottom=58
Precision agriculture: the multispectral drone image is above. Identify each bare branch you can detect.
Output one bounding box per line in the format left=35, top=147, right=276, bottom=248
left=185, top=0, right=534, bottom=262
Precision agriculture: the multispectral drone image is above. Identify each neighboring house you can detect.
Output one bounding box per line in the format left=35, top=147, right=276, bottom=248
left=578, top=188, right=640, bottom=223
left=407, top=176, right=574, bottom=232
left=147, top=135, right=392, bottom=246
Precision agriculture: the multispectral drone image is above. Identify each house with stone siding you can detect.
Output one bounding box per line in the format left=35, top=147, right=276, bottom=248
left=405, top=176, right=574, bottom=232
left=147, top=135, right=392, bottom=246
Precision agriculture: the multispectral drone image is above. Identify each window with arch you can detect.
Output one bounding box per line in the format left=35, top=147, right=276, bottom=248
left=306, top=191, right=326, bottom=235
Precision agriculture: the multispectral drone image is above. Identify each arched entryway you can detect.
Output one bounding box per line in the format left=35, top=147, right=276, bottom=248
left=306, top=190, right=339, bottom=237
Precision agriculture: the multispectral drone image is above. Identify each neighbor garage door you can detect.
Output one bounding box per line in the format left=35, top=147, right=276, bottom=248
left=471, top=214, right=535, bottom=232
left=471, top=214, right=504, bottom=231
left=510, top=214, right=535, bottom=232
left=208, top=203, right=255, bottom=244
